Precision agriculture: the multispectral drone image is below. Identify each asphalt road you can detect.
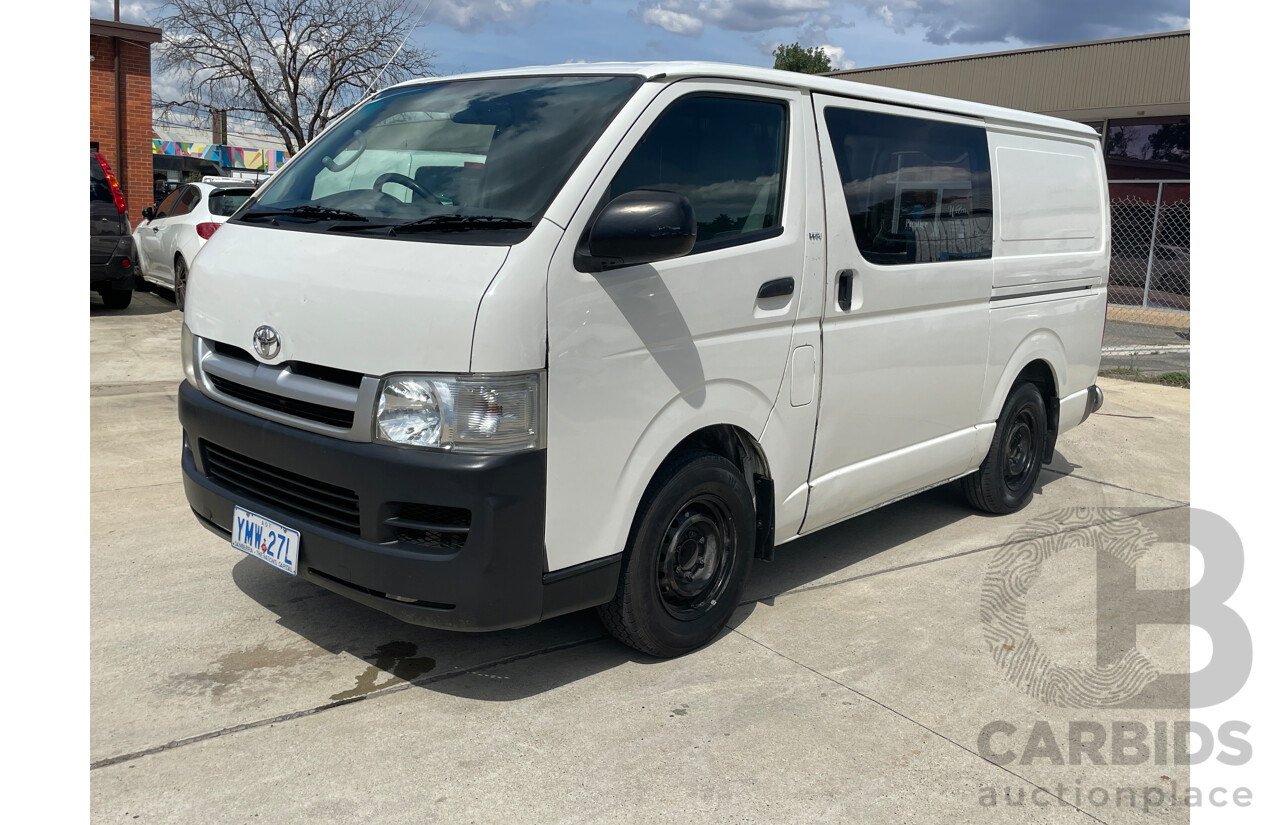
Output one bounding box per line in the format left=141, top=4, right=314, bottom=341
left=91, top=288, right=1192, bottom=823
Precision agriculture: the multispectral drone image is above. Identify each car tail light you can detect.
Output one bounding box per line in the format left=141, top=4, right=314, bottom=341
left=93, top=152, right=127, bottom=215
left=196, top=222, right=221, bottom=240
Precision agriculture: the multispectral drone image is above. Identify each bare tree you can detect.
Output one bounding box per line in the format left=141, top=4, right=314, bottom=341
left=154, top=0, right=435, bottom=152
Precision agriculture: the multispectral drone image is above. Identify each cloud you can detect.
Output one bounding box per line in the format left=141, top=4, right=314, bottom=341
left=867, top=0, right=1191, bottom=46
left=636, top=1, right=1189, bottom=48
left=427, top=0, right=547, bottom=33
left=641, top=6, right=706, bottom=36
left=89, top=0, right=159, bottom=24
left=818, top=43, right=855, bottom=68
left=638, top=1, right=837, bottom=37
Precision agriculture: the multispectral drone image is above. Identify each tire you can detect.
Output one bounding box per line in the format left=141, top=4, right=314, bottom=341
left=962, top=382, right=1047, bottom=514
left=173, top=257, right=188, bottom=311
left=599, top=451, right=755, bottom=658
left=99, top=288, right=132, bottom=310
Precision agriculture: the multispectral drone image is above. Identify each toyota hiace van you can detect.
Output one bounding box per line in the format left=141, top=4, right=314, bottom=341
left=180, top=63, right=1107, bottom=657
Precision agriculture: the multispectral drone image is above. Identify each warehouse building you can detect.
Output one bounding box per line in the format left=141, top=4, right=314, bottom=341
left=829, top=30, right=1190, bottom=316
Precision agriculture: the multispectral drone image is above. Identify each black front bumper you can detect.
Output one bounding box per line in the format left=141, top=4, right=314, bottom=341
left=179, top=381, right=619, bottom=631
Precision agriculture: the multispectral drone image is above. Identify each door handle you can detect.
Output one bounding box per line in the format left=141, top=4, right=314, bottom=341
left=757, top=277, right=794, bottom=300
left=837, top=269, right=854, bottom=311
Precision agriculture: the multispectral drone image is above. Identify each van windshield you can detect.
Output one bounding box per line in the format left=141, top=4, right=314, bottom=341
left=237, top=75, right=643, bottom=241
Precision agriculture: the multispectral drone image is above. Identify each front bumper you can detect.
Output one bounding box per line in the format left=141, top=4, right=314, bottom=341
left=179, top=380, right=618, bottom=631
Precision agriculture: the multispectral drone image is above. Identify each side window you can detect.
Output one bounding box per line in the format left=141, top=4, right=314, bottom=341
left=154, top=187, right=183, bottom=219
left=170, top=186, right=201, bottom=218
left=609, top=94, right=787, bottom=252
left=824, top=108, right=992, bottom=265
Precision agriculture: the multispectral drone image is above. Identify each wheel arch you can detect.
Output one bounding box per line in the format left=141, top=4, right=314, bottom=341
left=984, top=331, right=1067, bottom=465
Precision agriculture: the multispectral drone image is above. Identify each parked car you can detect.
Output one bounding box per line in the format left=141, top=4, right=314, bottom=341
left=90, top=152, right=136, bottom=309
left=133, top=179, right=257, bottom=309
left=179, top=63, right=1108, bottom=657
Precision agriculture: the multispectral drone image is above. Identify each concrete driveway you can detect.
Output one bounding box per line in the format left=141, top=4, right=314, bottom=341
left=91, top=290, right=1191, bottom=823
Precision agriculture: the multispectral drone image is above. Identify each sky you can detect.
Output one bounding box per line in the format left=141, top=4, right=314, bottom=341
left=93, top=0, right=1190, bottom=80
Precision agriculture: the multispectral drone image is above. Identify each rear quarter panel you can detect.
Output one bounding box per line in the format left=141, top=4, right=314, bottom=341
left=980, top=126, right=1109, bottom=430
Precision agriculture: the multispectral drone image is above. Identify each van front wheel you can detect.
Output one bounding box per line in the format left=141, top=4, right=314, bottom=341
left=599, top=451, right=755, bottom=658
left=963, top=382, right=1047, bottom=514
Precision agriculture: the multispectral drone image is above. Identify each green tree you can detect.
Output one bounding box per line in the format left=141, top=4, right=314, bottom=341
left=772, top=42, right=833, bottom=74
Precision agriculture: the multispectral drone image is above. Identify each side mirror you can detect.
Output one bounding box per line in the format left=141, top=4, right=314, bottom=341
left=578, top=189, right=696, bottom=272
left=141, top=206, right=155, bottom=221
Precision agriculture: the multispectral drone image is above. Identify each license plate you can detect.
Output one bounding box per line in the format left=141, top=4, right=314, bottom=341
left=231, top=506, right=300, bottom=576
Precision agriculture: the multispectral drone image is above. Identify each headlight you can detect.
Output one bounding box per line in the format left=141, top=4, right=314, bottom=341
left=375, top=372, right=542, bottom=452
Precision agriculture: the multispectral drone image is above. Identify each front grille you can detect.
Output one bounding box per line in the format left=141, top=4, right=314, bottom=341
left=386, top=503, right=471, bottom=550
left=203, top=442, right=361, bottom=534
left=207, top=374, right=355, bottom=429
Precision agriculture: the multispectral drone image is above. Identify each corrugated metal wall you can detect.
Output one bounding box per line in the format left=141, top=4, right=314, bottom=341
left=828, top=31, right=1189, bottom=115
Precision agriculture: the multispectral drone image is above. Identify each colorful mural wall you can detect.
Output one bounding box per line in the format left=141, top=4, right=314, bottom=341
left=152, top=140, right=290, bottom=172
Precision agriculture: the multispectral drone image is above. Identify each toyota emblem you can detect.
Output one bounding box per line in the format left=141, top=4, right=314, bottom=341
left=252, top=325, right=281, bottom=360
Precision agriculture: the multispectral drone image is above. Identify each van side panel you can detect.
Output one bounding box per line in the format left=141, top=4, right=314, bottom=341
left=980, top=128, right=1108, bottom=436
left=543, top=80, right=810, bottom=573
left=801, top=94, right=994, bottom=534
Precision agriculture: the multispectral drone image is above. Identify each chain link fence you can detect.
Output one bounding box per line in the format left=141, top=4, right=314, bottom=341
left=1102, top=180, right=1190, bottom=384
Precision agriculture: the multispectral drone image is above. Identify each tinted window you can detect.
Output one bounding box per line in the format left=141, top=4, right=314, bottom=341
left=209, top=190, right=255, bottom=217
left=609, top=95, right=787, bottom=251
left=170, top=186, right=200, bottom=218
left=824, top=108, right=992, bottom=265
left=90, top=156, right=114, bottom=204
left=154, top=188, right=183, bottom=219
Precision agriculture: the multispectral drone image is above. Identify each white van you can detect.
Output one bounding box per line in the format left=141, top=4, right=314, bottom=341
left=180, top=63, right=1107, bottom=657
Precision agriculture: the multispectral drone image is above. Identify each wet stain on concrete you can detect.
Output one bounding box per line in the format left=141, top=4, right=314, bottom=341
left=329, top=641, right=436, bottom=702
left=169, top=642, right=328, bottom=698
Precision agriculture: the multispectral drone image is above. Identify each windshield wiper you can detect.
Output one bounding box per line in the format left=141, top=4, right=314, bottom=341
left=390, top=215, right=534, bottom=233
left=325, top=214, right=535, bottom=236
left=240, top=205, right=369, bottom=223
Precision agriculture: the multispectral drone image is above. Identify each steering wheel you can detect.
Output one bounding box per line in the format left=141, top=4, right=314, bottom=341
left=373, top=172, right=450, bottom=206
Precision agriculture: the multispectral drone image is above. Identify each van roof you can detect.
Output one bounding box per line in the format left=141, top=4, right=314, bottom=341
left=385, top=61, right=1098, bottom=139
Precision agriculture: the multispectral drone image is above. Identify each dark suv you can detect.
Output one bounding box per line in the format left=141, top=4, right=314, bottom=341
left=91, top=152, right=136, bottom=309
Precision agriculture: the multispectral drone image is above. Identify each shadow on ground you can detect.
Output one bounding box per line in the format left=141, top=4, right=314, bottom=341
left=231, top=465, right=1088, bottom=702
left=90, top=288, right=180, bottom=318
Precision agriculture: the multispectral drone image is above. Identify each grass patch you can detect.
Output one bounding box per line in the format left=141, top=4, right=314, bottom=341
left=1098, top=367, right=1190, bottom=388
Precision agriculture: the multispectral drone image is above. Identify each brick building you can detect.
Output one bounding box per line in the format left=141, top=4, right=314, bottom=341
left=90, top=17, right=162, bottom=229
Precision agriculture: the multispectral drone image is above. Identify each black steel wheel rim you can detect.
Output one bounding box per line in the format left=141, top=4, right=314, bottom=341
left=655, top=493, right=736, bottom=620
left=1002, top=407, right=1037, bottom=490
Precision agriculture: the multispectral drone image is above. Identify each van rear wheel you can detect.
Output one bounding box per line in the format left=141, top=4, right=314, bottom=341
left=599, top=451, right=754, bottom=658
left=963, top=382, right=1047, bottom=514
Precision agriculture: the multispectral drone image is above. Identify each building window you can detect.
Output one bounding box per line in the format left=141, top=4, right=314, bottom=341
left=1105, top=116, right=1189, bottom=177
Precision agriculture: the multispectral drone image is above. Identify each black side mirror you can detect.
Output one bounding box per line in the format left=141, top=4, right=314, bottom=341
left=141, top=206, right=155, bottom=221
left=577, top=189, right=696, bottom=272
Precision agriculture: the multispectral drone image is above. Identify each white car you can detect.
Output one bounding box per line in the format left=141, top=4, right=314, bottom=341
left=133, top=180, right=256, bottom=309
